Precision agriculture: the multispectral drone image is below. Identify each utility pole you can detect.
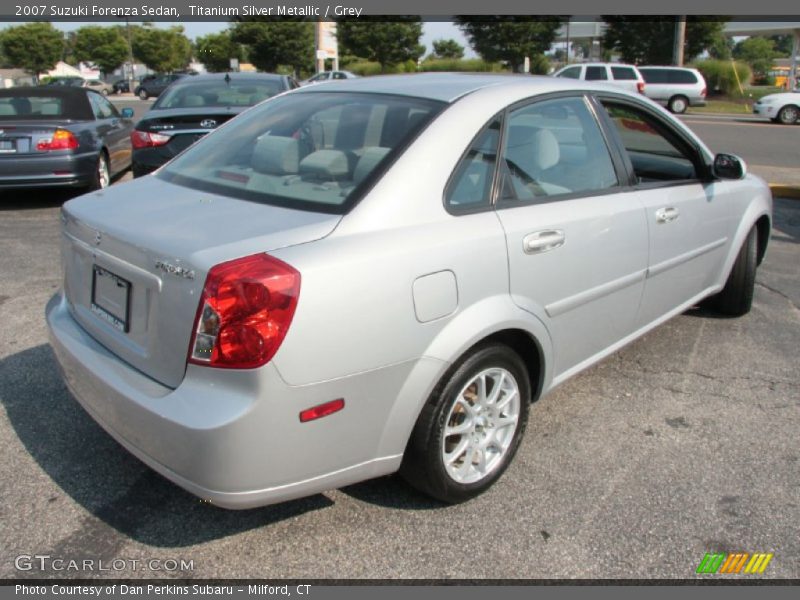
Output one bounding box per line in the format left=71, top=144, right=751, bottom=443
left=673, top=16, right=686, bottom=66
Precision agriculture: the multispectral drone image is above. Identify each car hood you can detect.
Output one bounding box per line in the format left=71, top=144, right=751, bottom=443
left=758, top=92, right=800, bottom=103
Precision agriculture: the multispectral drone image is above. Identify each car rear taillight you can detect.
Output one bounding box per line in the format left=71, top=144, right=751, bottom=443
left=701, top=87, right=707, bottom=98
left=37, top=129, right=78, bottom=151
left=637, top=81, right=646, bottom=94
left=131, top=129, right=170, bottom=149
left=188, top=253, right=300, bottom=369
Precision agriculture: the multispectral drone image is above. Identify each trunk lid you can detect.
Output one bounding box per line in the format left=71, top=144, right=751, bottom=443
left=61, top=175, right=341, bottom=388
left=0, top=122, right=78, bottom=156
left=137, top=108, right=244, bottom=156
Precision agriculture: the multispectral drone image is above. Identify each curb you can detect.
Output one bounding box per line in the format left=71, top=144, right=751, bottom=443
left=769, top=184, right=800, bottom=200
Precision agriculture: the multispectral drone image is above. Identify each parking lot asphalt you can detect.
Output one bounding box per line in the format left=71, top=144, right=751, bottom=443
left=0, top=133, right=798, bottom=580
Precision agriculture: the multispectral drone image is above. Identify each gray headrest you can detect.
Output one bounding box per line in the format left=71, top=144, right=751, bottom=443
left=507, top=125, right=560, bottom=171
left=353, top=147, right=390, bottom=184
left=252, top=136, right=300, bottom=175
left=300, top=150, right=349, bottom=180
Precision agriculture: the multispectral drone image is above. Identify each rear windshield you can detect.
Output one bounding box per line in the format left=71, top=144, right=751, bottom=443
left=153, top=79, right=286, bottom=109
left=158, top=92, right=445, bottom=214
left=0, top=95, right=64, bottom=120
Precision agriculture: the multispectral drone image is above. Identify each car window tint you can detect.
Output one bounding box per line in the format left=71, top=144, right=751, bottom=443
left=669, top=70, right=698, bottom=84
left=446, top=117, right=501, bottom=210
left=611, top=67, right=637, bottom=80
left=585, top=66, right=608, bottom=80
left=0, top=95, right=63, bottom=117
left=499, top=96, right=618, bottom=203
left=639, top=69, right=668, bottom=84
left=602, top=102, right=698, bottom=182
left=158, top=92, right=444, bottom=214
left=557, top=66, right=582, bottom=79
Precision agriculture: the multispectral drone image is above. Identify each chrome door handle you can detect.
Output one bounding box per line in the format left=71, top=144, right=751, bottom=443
left=522, top=230, right=565, bottom=255
left=655, top=207, right=679, bottom=223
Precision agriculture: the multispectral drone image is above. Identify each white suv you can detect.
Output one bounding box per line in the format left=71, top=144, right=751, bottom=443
left=553, top=63, right=645, bottom=95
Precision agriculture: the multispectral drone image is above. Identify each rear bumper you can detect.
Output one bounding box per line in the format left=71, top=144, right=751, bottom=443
left=0, top=151, right=96, bottom=189
left=46, top=292, right=409, bottom=509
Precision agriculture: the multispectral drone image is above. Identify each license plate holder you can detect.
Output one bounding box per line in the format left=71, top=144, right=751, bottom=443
left=91, top=265, right=131, bottom=333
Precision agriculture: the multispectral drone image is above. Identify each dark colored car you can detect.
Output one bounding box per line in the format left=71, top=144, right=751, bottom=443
left=134, top=73, right=191, bottom=100
left=0, top=87, right=134, bottom=191
left=44, top=77, right=84, bottom=87
left=131, top=73, right=297, bottom=177
left=112, top=79, right=131, bottom=94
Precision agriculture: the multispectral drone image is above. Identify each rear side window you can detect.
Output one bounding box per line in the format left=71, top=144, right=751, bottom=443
left=669, top=70, right=698, bottom=84
left=639, top=69, right=668, bottom=84
left=446, top=117, right=501, bottom=210
left=585, top=66, right=608, bottom=81
left=158, top=92, right=444, bottom=214
left=499, top=96, right=618, bottom=203
left=611, top=67, right=638, bottom=80
left=557, top=66, right=582, bottom=79
left=602, top=102, right=698, bottom=182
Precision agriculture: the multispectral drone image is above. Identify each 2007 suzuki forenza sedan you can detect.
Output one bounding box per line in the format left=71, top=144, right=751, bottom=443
left=47, top=74, right=772, bottom=508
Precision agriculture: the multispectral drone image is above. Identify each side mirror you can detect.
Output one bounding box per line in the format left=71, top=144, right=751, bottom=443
left=713, top=153, right=746, bottom=180
left=120, top=107, right=134, bottom=119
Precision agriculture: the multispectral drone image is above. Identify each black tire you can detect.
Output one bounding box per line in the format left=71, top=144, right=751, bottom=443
left=101, top=89, right=109, bottom=96
left=400, top=344, right=530, bottom=504
left=138, top=89, right=148, bottom=100
left=711, top=227, right=757, bottom=316
left=777, top=105, right=798, bottom=125
left=668, top=95, right=689, bottom=114
left=87, top=152, right=110, bottom=191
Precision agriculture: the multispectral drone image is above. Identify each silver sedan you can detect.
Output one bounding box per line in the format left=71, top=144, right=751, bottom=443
left=46, top=74, right=772, bottom=508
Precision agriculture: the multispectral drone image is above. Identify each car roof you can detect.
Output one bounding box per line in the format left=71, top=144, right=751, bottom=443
left=0, top=86, right=95, bottom=119
left=293, top=72, right=616, bottom=103
left=176, top=73, right=286, bottom=83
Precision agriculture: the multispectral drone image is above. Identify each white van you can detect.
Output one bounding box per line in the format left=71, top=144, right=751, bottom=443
left=553, top=63, right=646, bottom=95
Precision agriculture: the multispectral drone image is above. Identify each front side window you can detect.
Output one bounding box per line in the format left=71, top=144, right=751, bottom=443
left=499, top=96, right=618, bottom=203
left=585, top=66, right=608, bottom=81
left=88, top=93, right=115, bottom=119
left=557, top=66, right=582, bottom=79
left=602, top=102, right=699, bottom=182
left=158, top=92, right=444, bottom=214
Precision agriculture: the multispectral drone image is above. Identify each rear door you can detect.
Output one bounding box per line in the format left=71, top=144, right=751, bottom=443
left=595, top=96, right=735, bottom=327
left=493, top=94, right=649, bottom=380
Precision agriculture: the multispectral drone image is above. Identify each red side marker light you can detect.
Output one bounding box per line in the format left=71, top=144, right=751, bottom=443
left=299, top=399, right=345, bottom=423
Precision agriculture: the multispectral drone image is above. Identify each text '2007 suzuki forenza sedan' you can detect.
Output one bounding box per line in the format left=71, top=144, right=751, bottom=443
left=47, top=74, right=771, bottom=508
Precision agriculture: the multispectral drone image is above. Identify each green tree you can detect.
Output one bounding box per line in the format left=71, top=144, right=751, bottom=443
left=602, top=17, right=729, bottom=64
left=337, top=18, right=424, bottom=72
left=132, top=25, right=192, bottom=72
left=73, top=26, right=129, bottom=75
left=769, top=34, right=794, bottom=57
left=196, top=31, right=243, bottom=72
left=0, top=22, right=64, bottom=79
left=230, top=20, right=313, bottom=74
left=707, top=31, right=733, bottom=60
left=432, top=38, right=464, bottom=60
left=455, top=17, right=564, bottom=72
left=734, top=36, right=778, bottom=81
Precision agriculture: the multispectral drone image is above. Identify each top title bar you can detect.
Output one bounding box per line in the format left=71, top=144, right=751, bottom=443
left=0, top=0, right=799, bottom=20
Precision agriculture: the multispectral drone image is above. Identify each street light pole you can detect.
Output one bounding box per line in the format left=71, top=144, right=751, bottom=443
left=673, top=16, right=686, bottom=66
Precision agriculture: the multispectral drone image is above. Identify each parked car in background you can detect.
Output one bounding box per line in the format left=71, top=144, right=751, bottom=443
left=44, top=77, right=84, bottom=87
left=131, top=72, right=297, bottom=177
left=301, top=70, right=358, bottom=85
left=134, top=73, right=191, bottom=100
left=83, top=79, right=114, bottom=96
left=47, top=74, right=771, bottom=509
left=553, top=63, right=645, bottom=95
left=112, top=79, right=131, bottom=94
left=637, top=66, right=707, bottom=114
left=752, top=91, right=800, bottom=124
left=0, top=87, right=134, bottom=190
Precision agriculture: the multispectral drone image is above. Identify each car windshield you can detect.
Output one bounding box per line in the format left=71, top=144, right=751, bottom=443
left=153, top=79, right=286, bottom=109
left=158, top=91, right=444, bottom=214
